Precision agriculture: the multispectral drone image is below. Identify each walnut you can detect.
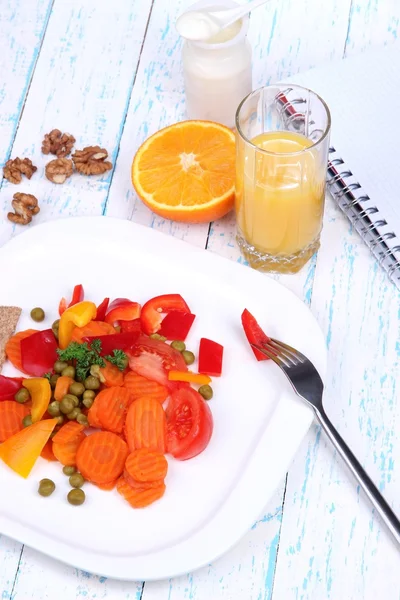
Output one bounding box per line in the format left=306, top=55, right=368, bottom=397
left=42, top=129, right=76, bottom=158
left=7, top=192, right=40, bottom=225
left=45, top=158, right=73, bottom=184
left=3, top=157, right=37, bottom=184
left=72, top=146, right=113, bottom=175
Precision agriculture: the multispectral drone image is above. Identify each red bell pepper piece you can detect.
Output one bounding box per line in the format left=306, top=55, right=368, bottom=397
left=20, top=329, right=59, bottom=377
left=105, top=298, right=141, bottom=326
left=140, top=294, right=191, bottom=335
left=198, top=338, right=224, bottom=377
left=83, top=332, right=141, bottom=356
left=119, top=319, right=142, bottom=334
left=241, top=309, right=270, bottom=361
left=158, top=311, right=196, bottom=341
left=59, top=284, right=84, bottom=316
left=0, top=375, right=23, bottom=402
left=96, top=297, right=110, bottom=322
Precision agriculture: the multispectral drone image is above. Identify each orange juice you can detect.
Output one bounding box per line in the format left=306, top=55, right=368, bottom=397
left=235, top=130, right=327, bottom=273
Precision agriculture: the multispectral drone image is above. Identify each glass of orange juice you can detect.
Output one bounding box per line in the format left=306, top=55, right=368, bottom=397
left=235, top=84, right=331, bottom=273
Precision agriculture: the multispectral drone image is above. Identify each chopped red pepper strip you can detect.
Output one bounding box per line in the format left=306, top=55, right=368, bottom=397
left=198, top=338, right=224, bottom=377
left=158, top=311, right=196, bottom=341
left=119, top=318, right=142, bottom=334
left=140, top=294, right=191, bottom=335
left=96, top=297, right=110, bottom=322
left=83, top=332, right=141, bottom=356
left=0, top=375, right=23, bottom=402
left=105, top=298, right=141, bottom=326
left=241, top=309, right=270, bottom=361
left=59, top=284, right=85, bottom=316
left=20, top=329, right=59, bottom=377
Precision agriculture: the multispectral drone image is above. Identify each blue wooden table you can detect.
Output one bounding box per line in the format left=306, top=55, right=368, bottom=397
left=1, top=0, right=400, bottom=598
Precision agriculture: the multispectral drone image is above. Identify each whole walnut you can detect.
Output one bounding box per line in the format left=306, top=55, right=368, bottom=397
left=3, top=158, right=37, bottom=184
left=72, top=146, right=112, bottom=175
left=42, top=129, right=76, bottom=158
left=7, top=193, right=40, bottom=225
left=45, top=158, right=73, bottom=184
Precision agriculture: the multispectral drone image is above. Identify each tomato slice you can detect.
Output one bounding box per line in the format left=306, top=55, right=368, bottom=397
left=140, top=294, right=191, bottom=335
left=127, top=335, right=188, bottom=390
left=241, top=309, right=271, bottom=361
left=166, top=388, right=213, bottom=460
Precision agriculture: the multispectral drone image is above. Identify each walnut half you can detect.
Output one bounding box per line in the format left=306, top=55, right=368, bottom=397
left=42, top=129, right=76, bottom=158
left=3, top=157, right=37, bottom=184
left=72, top=146, right=113, bottom=175
left=45, top=158, right=73, bottom=184
left=7, top=192, right=40, bottom=225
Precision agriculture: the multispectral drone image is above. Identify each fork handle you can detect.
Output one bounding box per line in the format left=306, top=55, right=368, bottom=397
left=315, top=406, right=400, bottom=544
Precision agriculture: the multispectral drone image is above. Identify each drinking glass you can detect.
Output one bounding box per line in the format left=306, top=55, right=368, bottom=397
left=235, top=84, right=331, bottom=273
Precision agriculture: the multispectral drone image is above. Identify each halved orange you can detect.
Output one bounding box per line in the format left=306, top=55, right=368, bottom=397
left=131, top=120, right=236, bottom=223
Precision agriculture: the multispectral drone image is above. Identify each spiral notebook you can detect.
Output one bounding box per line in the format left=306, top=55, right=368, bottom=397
left=282, top=43, right=400, bottom=289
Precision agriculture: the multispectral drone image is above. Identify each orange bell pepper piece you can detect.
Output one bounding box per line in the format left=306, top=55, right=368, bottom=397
left=0, top=418, right=58, bottom=478
left=58, top=301, right=97, bottom=349
left=168, top=370, right=211, bottom=385
left=23, top=377, right=51, bottom=423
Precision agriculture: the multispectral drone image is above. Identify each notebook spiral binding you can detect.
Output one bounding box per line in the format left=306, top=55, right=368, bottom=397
left=327, top=148, right=400, bottom=289
left=275, top=89, right=400, bottom=290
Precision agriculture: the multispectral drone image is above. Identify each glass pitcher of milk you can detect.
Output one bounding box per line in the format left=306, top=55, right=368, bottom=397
left=179, top=0, right=253, bottom=128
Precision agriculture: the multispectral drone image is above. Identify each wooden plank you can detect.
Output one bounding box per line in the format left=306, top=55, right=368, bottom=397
left=12, top=546, right=143, bottom=600
left=0, top=0, right=152, bottom=249
left=0, top=0, right=54, bottom=167
left=104, top=0, right=210, bottom=248
left=344, top=0, right=400, bottom=56
left=272, top=193, right=400, bottom=599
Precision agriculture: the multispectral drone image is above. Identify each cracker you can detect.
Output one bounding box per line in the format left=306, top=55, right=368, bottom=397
left=0, top=306, right=22, bottom=371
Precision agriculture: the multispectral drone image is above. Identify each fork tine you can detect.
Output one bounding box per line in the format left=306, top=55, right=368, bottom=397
left=250, top=343, right=285, bottom=367
left=270, top=338, right=307, bottom=364
left=266, top=339, right=298, bottom=366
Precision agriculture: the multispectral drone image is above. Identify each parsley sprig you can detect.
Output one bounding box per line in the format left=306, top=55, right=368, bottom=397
left=57, top=339, right=128, bottom=381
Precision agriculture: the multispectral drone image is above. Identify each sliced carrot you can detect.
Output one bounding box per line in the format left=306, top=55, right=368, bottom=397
left=87, top=400, right=102, bottom=428
left=40, top=440, right=57, bottom=461
left=116, top=476, right=166, bottom=508
left=76, top=431, right=129, bottom=484
left=52, top=432, right=85, bottom=466
left=123, top=371, right=169, bottom=404
left=0, top=401, right=30, bottom=442
left=52, top=421, right=85, bottom=445
left=124, top=397, right=167, bottom=454
left=168, top=370, right=211, bottom=385
left=95, top=386, right=131, bottom=434
left=125, top=448, right=168, bottom=483
left=70, top=321, right=116, bottom=343
left=124, top=470, right=164, bottom=489
left=100, top=360, right=125, bottom=388
left=93, top=479, right=118, bottom=491
left=54, top=376, right=74, bottom=402
left=5, top=329, right=38, bottom=372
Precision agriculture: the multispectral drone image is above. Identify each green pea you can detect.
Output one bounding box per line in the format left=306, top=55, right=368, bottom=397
left=82, top=396, right=94, bottom=409
left=30, top=307, right=45, bottom=322
left=182, top=350, right=195, bottom=365
left=38, top=478, right=55, bottom=497
left=15, top=388, right=30, bottom=404
left=84, top=376, right=100, bottom=390
left=67, top=488, right=85, bottom=506
left=69, top=382, right=85, bottom=397
left=47, top=401, right=61, bottom=417
left=63, top=465, right=76, bottom=476
left=50, top=374, right=60, bottom=389
left=69, top=473, right=85, bottom=488
left=52, top=319, right=60, bottom=340
left=59, top=396, right=75, bottom=414
left=171, top=340, right=186, bottom=352
left=56, top=415, right=65, bottom=425
left=54, top=360, right=68, bottom=374
left=198, top=384, right=213, bottom=400
left=61, top=366, right=75, bottom=379
left=149, top=333, right=167, bottom=342
left=83, top=390, right=95, bottom=401
left=76, top=414, right=89, bottom=427
left=67, top=407, right=81, bottom=420
left=22, top=414, right=32, bottom=428
left=62, top=393, right=79, bottom=408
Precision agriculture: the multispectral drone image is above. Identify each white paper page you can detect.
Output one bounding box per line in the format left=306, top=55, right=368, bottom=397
left=285, top=43, right=400, bottom=238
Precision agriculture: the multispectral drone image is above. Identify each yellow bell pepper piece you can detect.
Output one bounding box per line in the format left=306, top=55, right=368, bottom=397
left=168, top=370, right=211, bottom=385
left=0, top=418, right=58, bottom=478
left=58, top=301, right=97, bottom=349
left=23, top=377, right=51, bottom=423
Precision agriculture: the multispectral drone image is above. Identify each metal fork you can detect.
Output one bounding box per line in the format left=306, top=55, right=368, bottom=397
left=252, top=338, right=400, bottom=545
